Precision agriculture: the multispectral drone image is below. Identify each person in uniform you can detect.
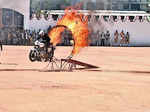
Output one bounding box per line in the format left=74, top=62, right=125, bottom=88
left=38, top=30, right=51, bottom=53
left=120, top=30, right=125, bottom=46
left=105, top=30, right=110, bottom=46
left=100, top=32, right=105, bottom=46
left=114, top=30, right=119, bottom=44
left=0, top=40, right=3, bottom=51
left=125, top=32, right=130, bottom=46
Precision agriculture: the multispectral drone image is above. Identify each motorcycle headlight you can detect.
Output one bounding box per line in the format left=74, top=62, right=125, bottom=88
left=39, top=43, right=45, bottom=47
left=35, top=45, right=39, bottom=49
left=34, top=41, right=39, bottom=45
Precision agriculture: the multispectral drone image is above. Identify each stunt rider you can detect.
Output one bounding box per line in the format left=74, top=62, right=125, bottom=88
left=37, top=30, right=55, bottom=62
left=38, top=30, right=51, bottom=53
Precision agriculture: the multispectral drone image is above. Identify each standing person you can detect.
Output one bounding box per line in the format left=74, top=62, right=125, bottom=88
left=98, top=31, right=101, bottom=46
left=20, top=30, right=24, bottom=45
left=125, top=32, right=130, bottom=46
left=105, top=30, right=110, bottom=46
left=0, top=40, right=2, bottom=64
left=47, top=25, right=52, bottom=32
left=100, top=32, right=105, bottom=46
left=24, top=30, right=28, bottom=45
left=96, top=30, right=100, bottom=46
left=114, top=30, right=119, bottom=44
left=10, top=32, right=14, bottom=45
left=7, top=31, right=11, bottom=45
left=67, top=30, right=73, bottom=46
left=0, top=40, right=3, bottom=51
left=61, top=29, right=67, bottom=46
left=120, top=30, right=125, bottom=46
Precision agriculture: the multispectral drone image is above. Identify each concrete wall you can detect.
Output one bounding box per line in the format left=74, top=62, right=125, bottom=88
left=0, top=0, right=30, bottom=29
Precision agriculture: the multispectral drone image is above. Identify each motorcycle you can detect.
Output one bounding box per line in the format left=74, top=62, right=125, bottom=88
left=29, top=40, right=55, bottom=62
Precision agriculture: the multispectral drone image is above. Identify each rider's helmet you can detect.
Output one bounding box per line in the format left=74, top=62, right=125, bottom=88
left=39, top=30, right=44, bottom=36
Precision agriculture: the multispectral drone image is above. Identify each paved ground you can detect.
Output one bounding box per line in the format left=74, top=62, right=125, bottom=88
left=0, top=46, right=150, bottom=112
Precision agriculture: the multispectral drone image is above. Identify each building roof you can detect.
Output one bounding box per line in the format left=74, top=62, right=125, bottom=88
left=46, top=10, right=150, bottom=16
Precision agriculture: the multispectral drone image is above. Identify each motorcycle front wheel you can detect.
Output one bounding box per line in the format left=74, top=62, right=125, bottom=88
left=29, top=50, right=36, bottom=62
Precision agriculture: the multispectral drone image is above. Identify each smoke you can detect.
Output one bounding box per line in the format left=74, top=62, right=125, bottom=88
left=87, top=12, right=105, bottom=33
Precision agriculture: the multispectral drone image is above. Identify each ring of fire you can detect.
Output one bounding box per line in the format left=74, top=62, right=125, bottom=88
left=48, top=7, right=89, bottom=57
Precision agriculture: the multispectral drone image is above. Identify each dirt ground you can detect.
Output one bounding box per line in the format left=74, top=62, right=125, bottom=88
left=0, top=46, right=150, bottom=112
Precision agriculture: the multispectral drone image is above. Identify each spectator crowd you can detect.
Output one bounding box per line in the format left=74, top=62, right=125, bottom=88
left=90, top=30, right=130, bottom=46
left=0, top=27, right=130, bottom=46
left=0, top=28, right=46, bottom=46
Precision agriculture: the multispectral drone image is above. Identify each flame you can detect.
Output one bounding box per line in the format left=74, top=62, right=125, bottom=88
left=48, top=7, right=89, bottom=56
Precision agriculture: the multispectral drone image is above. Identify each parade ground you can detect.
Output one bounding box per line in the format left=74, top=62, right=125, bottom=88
left=0, top=46, right=150, bottom=112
